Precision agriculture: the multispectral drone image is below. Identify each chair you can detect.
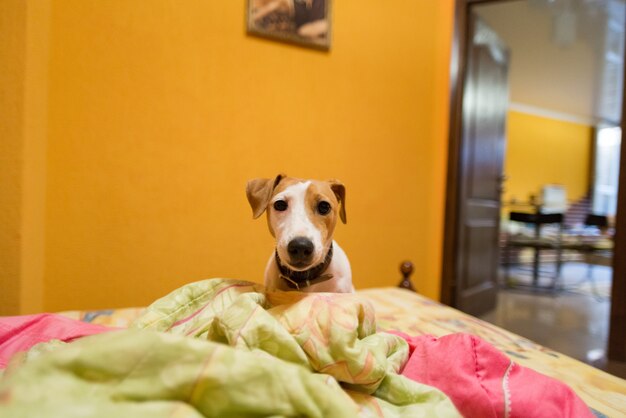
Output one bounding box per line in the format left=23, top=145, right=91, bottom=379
left=584, top=214, right=609, bottom=230
left=545, top=213, right=614, bottom=299
left=504, top=211, right=564, bottom=291
left=581, top=214, right=612, bottom=291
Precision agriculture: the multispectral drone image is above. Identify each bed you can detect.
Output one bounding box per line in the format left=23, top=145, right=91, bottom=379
left=0, top=270, right=626, bottom=417
left=53, top=281, right=626, bottom=417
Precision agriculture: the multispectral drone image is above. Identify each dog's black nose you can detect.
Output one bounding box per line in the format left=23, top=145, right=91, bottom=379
left=287, top=237, right=314, bottom=264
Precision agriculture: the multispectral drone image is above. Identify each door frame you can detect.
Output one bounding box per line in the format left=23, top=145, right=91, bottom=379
left=441, top=0, right=626, bottom=362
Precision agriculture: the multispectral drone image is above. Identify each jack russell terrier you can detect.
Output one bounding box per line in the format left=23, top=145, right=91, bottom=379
left=246, top=174, right=353, bottom=293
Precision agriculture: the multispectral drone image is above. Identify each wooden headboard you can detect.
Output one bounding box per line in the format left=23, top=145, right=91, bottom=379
left=397, top=261, right=416, bottom=292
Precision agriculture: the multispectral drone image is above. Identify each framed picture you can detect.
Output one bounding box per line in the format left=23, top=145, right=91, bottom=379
left=247, top=0, right=332, bottom=50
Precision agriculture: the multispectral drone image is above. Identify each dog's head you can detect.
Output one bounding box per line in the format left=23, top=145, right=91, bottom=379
left=246, top=174, right=346, bottom=271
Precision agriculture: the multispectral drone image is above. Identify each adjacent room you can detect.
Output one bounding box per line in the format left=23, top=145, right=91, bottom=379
left=467, top=0, right=623, bottom=373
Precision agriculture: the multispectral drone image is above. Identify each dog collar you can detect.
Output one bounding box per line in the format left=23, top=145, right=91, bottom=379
left=275, top=244, right=334, bottom=290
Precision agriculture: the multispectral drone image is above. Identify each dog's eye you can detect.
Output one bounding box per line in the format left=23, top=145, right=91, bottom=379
left=317, top=201, right=331, bottom=215
left=273, top=200, right=288, bottom=211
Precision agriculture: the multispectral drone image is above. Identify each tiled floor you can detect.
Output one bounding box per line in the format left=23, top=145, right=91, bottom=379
left=480, top=262, right=626, bottom=379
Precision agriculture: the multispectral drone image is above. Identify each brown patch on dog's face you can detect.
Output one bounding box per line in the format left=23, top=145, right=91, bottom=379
left=303, top=180, right=340, bottom=251
left=246, top=174, right=286, bottom=219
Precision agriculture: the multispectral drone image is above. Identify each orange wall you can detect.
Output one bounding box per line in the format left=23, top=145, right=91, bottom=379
left=504, top=110, right=592, bottom=204
left=0, top=0, right=26, bottom=315
left=0, top=0, right=49, bottom=315
left=4, top=0, right=454, bottom=313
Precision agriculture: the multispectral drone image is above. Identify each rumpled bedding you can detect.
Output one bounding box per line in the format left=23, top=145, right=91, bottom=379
left=0, top=279, right=460, bottom=417
left=391, top=332, right=595, bottom=418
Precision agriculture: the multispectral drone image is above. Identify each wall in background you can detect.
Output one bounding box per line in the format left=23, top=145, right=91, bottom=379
left=2, top=0, right=454, bottom=312
left=476, top=1, right=600, bottom=123
left=0, top=0, right=49, bottom=315
left=504, top=110, right=592, bottom=205
left=0, top=0, right=26, bottom=315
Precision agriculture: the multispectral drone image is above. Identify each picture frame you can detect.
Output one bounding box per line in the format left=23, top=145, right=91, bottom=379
left=247, top=0, right=332, bottom=50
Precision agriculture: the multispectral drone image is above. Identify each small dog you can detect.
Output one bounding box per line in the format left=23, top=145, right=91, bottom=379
left=246, top=174, right=353, bottom=293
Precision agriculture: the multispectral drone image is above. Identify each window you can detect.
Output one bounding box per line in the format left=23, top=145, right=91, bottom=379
left=592, top=125, right=621, bottom=216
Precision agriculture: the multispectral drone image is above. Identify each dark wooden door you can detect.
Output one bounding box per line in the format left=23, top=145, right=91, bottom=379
left=445, top=0, right=626, bottom=363
left=453, top=16, right=509, bottom=316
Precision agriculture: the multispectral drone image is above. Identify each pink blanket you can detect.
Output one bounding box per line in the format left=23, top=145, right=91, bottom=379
left=390, top=331, right=594, bottom=418
left=0, top=314, right=115, bottom=369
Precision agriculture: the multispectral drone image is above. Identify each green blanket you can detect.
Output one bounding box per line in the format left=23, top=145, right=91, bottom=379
left=0, top=279, right=460, bottom=417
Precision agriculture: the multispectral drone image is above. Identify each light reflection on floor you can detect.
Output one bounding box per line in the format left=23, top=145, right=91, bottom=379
left=480, top=263, right=626, bottom=379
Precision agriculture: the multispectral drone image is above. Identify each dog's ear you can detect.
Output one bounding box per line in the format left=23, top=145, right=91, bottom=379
left=328, top=180, right=347, bottom=224
left=246, top=174, right=285, bottom=219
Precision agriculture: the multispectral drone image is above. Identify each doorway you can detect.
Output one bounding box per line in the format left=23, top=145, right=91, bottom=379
left=442, top=0, right=626, bottom=365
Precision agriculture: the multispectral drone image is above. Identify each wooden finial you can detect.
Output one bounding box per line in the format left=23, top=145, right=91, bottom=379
left=398, top=260, right=416, bottom=292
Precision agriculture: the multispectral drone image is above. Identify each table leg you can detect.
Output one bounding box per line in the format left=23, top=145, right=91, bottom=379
left=533, top=247, right=540, bottom=286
